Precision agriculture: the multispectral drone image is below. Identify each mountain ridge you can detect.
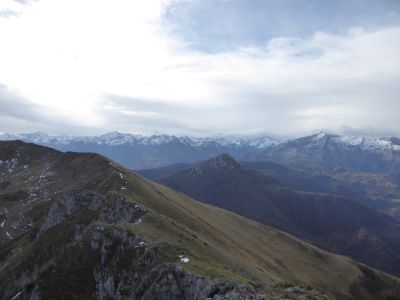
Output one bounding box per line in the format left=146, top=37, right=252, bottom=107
left=0, top=131, right=280, bottom=148
left=146, top=154, right=400, bottom=276
left=2, top=131, right=400, bottom=153
left=0, top=132, right=279, bottom=170
left=2, top=131, right=400, bottom=171
left=263, top=132, right=400, bottom=174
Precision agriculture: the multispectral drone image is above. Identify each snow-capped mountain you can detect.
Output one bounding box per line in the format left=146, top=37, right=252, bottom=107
left=2, top=131, right=399, bottom=171
left=0, top=132, right=279, bottom=148
left=264, top=131, right=400, bottom=173
left=0, top=132, right=280, bottom=169
left=279, top=131, right=400, bottom=153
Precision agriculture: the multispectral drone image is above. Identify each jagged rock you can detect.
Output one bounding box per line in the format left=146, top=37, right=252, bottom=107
left=41, top=191, right=146, bottom=232
left=204, top=279, right=235, bottom=297
left=41, top=191, right=103, bottom=231
left=99, top=194, right=146, bottom=223
left=89, top=226, right=289, bottom=300
left=224, top=284, right=256, bottom=299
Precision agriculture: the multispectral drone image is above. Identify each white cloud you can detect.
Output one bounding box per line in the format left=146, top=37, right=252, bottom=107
left=0, top=0, right=399, bottom=136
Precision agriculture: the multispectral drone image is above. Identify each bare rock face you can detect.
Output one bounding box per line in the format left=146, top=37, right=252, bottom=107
left=90, top=225, right=274, bottom=300
left=90, top=225, right=208, bottom=300
left=41, top=191, right=146, bottom=232
left=99, top=194, right=146, bottom=224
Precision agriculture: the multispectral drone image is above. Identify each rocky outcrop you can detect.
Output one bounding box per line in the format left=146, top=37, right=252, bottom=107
left=90, top=225, right=327, bottom=300
left=41, top=191, right=146, bottom=232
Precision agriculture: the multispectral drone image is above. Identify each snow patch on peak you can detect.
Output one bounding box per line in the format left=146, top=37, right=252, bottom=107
left=361, top=137, right=394, bottom=152
left=100, top=131, right=123, bottom=138
left=307, top=133, right=400, bottom=152
left=248, top=136, right=278, bottom=148
left=314, top=131, right=328, bottom=140
left=336, top=136, right=363, bottom=146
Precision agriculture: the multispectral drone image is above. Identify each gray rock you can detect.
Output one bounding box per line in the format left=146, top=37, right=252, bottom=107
left=41, top=191, right=146, bottom=232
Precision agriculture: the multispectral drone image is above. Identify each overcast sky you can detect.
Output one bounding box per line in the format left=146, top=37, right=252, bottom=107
left=0, top=0, right=399, bottom=137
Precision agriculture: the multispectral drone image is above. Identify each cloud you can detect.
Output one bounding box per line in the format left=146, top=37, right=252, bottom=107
left=163, top=0, right=400, bottom=52
left=0, top=84, right=62, bottom=133
left=0, top=10, right=19, bottom=18
left=0, top=84, right=102, bottom=134
left=0, top=0, right=34, bottom=18
left=0, top=0, right=399, bottom=136
left=0, top=84, right=42, bottom=119
left=94, top=95, right=194, bottom=134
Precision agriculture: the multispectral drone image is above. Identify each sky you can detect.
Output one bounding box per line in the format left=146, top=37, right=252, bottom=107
left=0, top=0, right=399, bottom=137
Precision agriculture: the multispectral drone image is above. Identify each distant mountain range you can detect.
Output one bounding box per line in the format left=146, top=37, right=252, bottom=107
left=0, top=132, right=280, bottom=169
left=263, top=131, right=400, bottom=174
left=138, top=153, right=400, bottom=276
left=0, top=132, right=279, bottom=148
left=1, top=131, right=400, bottom=171
left=4, top=141, right=399, bottom=299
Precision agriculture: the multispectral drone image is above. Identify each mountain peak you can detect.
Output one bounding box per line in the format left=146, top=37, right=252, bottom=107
left=99, top=131, right=127, bottom=139
left=311, top=131, right=337, bottom=140
left=314, top=131, right=327, bottom=138
left=204, top=153, right=240, bottom=170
